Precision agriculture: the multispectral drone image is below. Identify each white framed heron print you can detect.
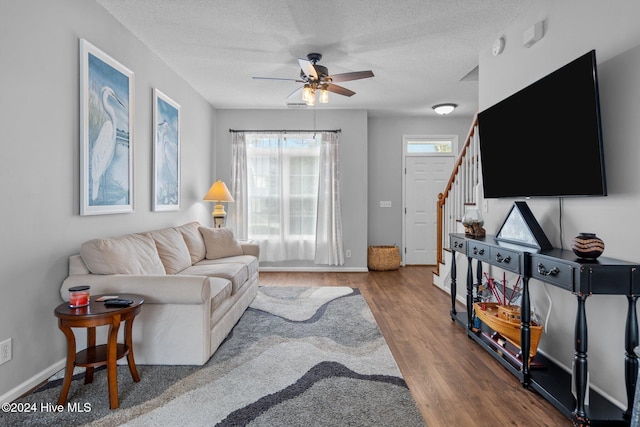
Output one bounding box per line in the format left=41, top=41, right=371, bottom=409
left=152, top=89, right=180, bottom=211
left=80, top=38, right=134, bottom=215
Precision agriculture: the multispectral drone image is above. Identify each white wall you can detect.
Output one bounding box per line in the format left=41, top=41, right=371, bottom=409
left=215, top=109, right=369, bottom=270
left=0, top=0, right=215, bottom=400
left=478, top=0, right=640, bottom=407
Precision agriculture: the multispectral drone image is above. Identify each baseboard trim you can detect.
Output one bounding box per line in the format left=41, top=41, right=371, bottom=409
left=1, top=358, right=66, bottom=404
left=259, top=267, right=369, bottom=273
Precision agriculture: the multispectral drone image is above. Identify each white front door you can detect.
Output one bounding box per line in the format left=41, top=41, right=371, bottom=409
left=404, top=156, right=454, bottom=264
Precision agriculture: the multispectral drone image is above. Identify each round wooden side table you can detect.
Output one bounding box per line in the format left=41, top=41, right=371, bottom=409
left=54, top=294, right=144, bottom=409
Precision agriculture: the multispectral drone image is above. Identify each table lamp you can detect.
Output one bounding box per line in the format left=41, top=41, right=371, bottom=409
left=203, top=180, right=234, bottom=227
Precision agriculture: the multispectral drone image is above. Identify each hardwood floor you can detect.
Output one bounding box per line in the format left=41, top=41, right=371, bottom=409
left=259, top=266, right=572, bottom=427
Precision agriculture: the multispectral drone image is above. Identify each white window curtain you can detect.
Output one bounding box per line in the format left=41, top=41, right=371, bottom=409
left=230, top=131, right=343, bottom=265
left=315, top=132, right=344, bottom=265
left=228, top=131, right=247, bottom=238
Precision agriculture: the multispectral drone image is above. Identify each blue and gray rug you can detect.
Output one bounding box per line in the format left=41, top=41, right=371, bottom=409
left=2, top=286, right=425, bottom=426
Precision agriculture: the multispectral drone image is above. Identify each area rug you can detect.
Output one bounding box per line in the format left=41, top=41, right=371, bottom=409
left=2, top=286, right=425, bottom=426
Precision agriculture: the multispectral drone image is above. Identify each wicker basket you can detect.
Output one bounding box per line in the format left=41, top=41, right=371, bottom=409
left=368, top=245, right=401, bottom=271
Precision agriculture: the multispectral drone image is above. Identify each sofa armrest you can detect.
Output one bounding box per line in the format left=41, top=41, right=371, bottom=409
left=240, top=240, right=260, bottom=258
left=60, top=274, right=212, bottom=304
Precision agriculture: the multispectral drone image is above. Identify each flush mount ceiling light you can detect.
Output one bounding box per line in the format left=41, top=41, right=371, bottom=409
left=432, top=103, right=457, bottom=115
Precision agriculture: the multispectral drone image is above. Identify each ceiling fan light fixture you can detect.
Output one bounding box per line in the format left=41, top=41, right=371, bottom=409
left=432, top=103, right=457, bottom=115
left=254, top=53, right=374, bottom=104
left=306, top=94, right=316, bottom=106
left=302, top=84, right=313, bottom=103
left=319, top=86, right=329, bottom=103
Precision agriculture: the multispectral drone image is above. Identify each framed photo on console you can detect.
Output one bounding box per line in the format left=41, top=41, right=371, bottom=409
left=80, top=39, right=134, bottom=216
left=152, top=89, right=181, bottom=211
left=496, top=202, right=552, bottom=250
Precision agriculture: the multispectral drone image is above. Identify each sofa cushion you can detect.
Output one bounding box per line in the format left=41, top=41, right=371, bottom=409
left=175, top=222, right=206, bottom=264
left=178, top=262, right=248, bottom=294
left=80, top=233, right=166, bottom=275
left=199, top=227, right=244, bottom=260
left=209, top=277, right=233, bottom=314
left=149, top=228, right=192, bottom=274
left=202, top=255, right=259, bottom=278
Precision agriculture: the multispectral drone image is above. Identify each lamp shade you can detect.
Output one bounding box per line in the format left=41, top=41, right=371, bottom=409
left=203, top=180, right=234, bottom=202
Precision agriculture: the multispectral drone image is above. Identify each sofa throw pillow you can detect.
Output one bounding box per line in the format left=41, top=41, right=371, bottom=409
left=199, top=226, right=244, bottom=260
left=149, top=227, right=193, bottom=274
left=80, top=233, right=166, bottom=275
left=175, top=222, right=206, bottom=264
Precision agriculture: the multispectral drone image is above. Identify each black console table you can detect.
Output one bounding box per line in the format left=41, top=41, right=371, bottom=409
left=449, top=233, right=640, bottom=426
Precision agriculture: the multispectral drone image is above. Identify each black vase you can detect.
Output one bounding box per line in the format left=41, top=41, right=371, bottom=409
left=571, top=233, right=605, bottom=259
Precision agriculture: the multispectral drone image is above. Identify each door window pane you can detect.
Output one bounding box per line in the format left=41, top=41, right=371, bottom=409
left=406, top=138, right=453, bottom=154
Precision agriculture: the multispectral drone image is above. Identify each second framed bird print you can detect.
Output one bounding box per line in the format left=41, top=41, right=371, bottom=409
left=152, top=89, right=181, bottom=211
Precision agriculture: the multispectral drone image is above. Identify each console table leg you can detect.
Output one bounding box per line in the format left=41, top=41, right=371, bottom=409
left=625, top=295, right=639, bottom=419
left=521, top=276, right=530, bottom=386
left=573, top=294, right=589, bottom=421
left=475, top=259, right=483, bottom=300
left=450, top=251, right=457, bottom=320
left=466, top=256, right=474, bottom=331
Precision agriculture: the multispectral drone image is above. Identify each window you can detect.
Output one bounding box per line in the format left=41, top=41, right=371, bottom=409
left=404, top=135, right=456, bottom=155
left=246, top=133, right=320, bottom=244
left=231, top=131, right=343, bottom=265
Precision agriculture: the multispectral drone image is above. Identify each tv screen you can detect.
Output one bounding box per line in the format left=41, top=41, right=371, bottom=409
left=478, top=50, right=607, bottom=198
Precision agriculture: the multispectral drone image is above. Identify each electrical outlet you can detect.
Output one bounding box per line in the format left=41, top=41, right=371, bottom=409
left=345, top=249, right=351, bottom=258
left=0, top=338, right=11, bottom=365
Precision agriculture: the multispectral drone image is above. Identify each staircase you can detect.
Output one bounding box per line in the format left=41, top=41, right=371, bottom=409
left=433, top=114, right=481, bottom=292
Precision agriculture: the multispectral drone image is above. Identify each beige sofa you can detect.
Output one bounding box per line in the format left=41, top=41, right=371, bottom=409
left=60, top=222, right=259, bottom=365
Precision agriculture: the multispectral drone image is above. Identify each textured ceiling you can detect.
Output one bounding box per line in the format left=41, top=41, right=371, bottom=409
left=96, top=0, right=530, bottom=116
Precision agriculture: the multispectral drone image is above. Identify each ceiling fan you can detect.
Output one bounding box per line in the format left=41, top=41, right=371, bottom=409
left=253, top=53, right=374, bottom=105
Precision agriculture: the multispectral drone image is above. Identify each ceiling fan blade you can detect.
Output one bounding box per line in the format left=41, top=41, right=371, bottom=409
left=326, top=83, right=355, bottom=97
left=253, top=77, right=304, bottom=82
left=287, top=87, right=303, bottom=99
left=298, top=58, right=318, bottom=80
left=329, top=70, right=374, bottom=83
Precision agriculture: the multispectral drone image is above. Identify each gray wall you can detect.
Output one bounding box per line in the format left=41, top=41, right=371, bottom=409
left=368, top=116, right=472, bottom=247
left=477, top=0, right=640, bottom=407
left=215, top=109, right=369, bottom=270
left=0, top=0, right=215, bottom=399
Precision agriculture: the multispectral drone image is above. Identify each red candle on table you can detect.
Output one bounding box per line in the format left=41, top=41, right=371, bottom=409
left=68, top=286, right=90, bottom=308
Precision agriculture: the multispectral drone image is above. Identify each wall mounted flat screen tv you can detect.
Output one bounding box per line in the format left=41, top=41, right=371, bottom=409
left=478, top=50, right=607, bottom=198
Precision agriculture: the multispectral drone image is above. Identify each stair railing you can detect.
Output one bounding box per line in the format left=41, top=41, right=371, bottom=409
left=436, top=114, right=480, bottom=270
